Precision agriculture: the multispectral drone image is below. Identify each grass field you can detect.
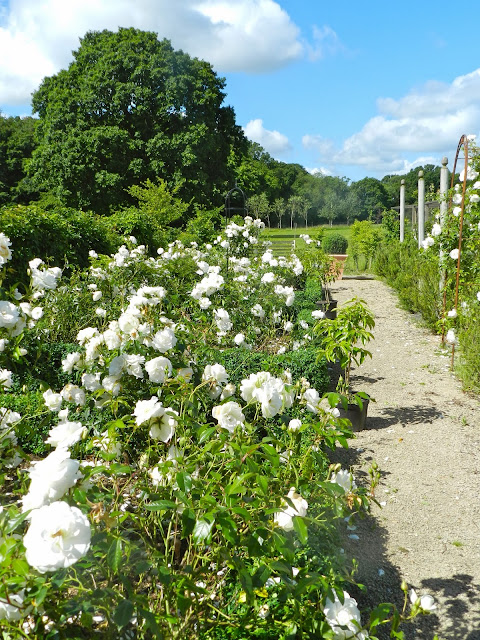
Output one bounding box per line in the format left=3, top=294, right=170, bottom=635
left=261, top=225, right=363, bottom=274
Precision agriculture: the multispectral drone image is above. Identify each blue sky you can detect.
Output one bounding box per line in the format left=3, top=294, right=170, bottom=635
left=1, top=0, right=480, bottom=181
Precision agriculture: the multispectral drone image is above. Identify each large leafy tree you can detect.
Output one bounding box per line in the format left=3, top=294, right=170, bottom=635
left=0, top=115, right=37, bottom=204
left=350, top=177, right=389, bottom=220
left=28, top=28, right=246, bottom=213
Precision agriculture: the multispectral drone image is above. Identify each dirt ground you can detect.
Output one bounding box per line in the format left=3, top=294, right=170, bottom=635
left=329, top=277, right=480, bottom=640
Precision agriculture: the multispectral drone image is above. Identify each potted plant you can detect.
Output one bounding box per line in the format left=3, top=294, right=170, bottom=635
left=295, top=234, right=339, bottom=316
left=322, top=233, right=348, bottom=281
left=313, top=297, right=375, bottom=430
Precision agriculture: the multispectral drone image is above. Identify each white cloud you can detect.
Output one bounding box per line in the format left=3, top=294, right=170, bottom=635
left=305, top=166, right=333, bottom=176
left=303, top=68, right=480, bottom=175
left=0, top=0, right=308, bottom=106
left=306, top=25, right=344, bottom=62
left=244, top=118, right=292, bottom=156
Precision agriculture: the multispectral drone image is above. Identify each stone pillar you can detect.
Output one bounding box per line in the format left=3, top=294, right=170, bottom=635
left=439, top=156, right=448, bottom=227
left=418, top=170, right=425, bottom=247
left=400, top=179, right=405, bottom=242
left=439, top=157, right=448, bottom=293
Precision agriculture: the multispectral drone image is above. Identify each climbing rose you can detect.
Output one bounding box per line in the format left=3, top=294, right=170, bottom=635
left=449, top=248, right=459, bottom=260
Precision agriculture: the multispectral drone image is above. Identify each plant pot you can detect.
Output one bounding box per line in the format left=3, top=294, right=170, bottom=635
left=315, top=299, right=337, bottom=319
left=337, top=397, right=370, bottom=432
left=328, top=254, right=348, bottom=281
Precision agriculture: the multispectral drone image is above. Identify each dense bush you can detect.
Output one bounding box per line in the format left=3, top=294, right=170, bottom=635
left=0, top=204, right=117, bottom=286
left=323, top=233, right=348, bottom=255
left=374, top=237, right=441, bottom=330
left=217, top=347, right=330, bottom=397
left=292, top=276, right=324, bottom=312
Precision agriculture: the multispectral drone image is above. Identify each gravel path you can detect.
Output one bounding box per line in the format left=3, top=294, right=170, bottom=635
left=329, top=277, right=480, bottom=640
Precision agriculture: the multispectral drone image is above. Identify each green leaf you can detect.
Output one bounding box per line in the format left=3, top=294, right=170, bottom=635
left=192, top=519, right=214, bottom=543
left=292, top=516, right=308, bottom=544
left=181, top=508, right=196, bottom=537
left=256, top=474, right=268, bottom=496
left=145, top=500, right=177, bottom=511
left=113, top=599, right=134, bottom=629
left=370, top=603, right=394, bottom=627
left=110, top=463, right=132, bottom=475
left=107, top=538, right=123, bottom=573
left=198, top=426, right=216, bottom=445
left=5, top=510, right=30, bottom=534
left=176, top=472, right=192, bottom=494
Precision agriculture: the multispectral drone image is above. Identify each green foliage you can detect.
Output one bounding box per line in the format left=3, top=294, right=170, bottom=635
left=314, top=298, right=375, bottom=395
left=0, top=388, right=48, bottom=454
left=107, top=178, right=189, bottom=251
left=0, top=115, right=38, bottom=205
left=457, top=313, right=480, bottom=392
left=217, top=347, right=330, bottom=397
left=0, top=204, right=117, bottom=286
left=351, top=177, right=389, bottom=220
left=381, top=208, right=401, bottom=241
left=28, top=27, right=246, bottom=213
left=292, top=277, right=324, bottom=311
left=350, top=220, right=382, bottom=270
left=178, top=206, right=224, bottom=245
left=374, top=237, right=441, bottom=329
left=322, top=233, right=348, bottom=255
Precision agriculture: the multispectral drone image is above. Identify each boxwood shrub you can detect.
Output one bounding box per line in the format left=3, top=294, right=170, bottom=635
left=216, top=346, right=329, bottom=396
left=323, top=233, right=348, bottom=255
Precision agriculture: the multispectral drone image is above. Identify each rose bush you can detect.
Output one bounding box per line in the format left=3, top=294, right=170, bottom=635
left=0, top=224, right=436, bottom=638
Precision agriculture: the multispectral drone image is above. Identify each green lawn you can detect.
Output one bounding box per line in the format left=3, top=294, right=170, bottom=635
left=261, top=225, right=363, bottom=273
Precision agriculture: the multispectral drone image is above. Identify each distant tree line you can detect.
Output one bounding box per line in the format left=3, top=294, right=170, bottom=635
left=0, top=27, right=446, bottom=232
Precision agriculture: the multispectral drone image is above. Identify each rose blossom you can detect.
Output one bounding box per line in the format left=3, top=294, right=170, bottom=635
left=23, top=501, right=91, bottom=573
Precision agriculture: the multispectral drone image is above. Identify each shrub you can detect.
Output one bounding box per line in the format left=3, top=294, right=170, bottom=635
left=0, top=204, right=117, bottom=286
left=323, top=233, right=348, bottom=254
left=374, top=237, right=441, bottom=329
left=292, top=277, right=324, bottom=312
left=216, top=347, right=330, bottom=396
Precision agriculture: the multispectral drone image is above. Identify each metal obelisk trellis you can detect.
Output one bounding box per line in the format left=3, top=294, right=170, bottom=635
left=224, top=183, right=247, bottom=275
left=442, top=134, right=469, bottom=367
left=224, top=183, right=247, bottom=226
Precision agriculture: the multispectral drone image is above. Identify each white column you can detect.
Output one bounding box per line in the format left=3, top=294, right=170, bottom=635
left=439, top=157, right=448, bottom=293
left=400, top=179, right=405, bottom=242
left=439, top=156, right=448, bottom=227
left=418, top=170, right=425, bottom=247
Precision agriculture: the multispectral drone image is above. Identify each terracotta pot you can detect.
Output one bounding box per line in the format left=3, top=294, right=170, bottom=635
left=328, top=254, right=348, bottom=280
left=337, top=397, right=370, bottom=432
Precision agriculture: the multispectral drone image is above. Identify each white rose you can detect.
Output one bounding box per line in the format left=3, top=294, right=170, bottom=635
left=274, top=488, right=308, bottom=531
left=0, top=590, right=23, bottom=621
left=23, top=501, right=91, bottom=573
left=46, top=420, right=85, bottom=449
left=43, top=389, right=63, bottom=412
left=152, top=327, right=177, bottom=353
left=323, top=590, right=364, bottom=638
left=149, top=409, right=178, bottom=442
left=0, top=301, right=20, bottom=329
left=145, top=356, right=173, bottom=384
left=212, top=401, right=245, bottom=433
left=331, top=469, right=357, bottom=493
left=133, top=397, right=164, bottom=426
left=203, top=363, right=228, bottom=385
left=22, top=449, right=82, bottom=512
